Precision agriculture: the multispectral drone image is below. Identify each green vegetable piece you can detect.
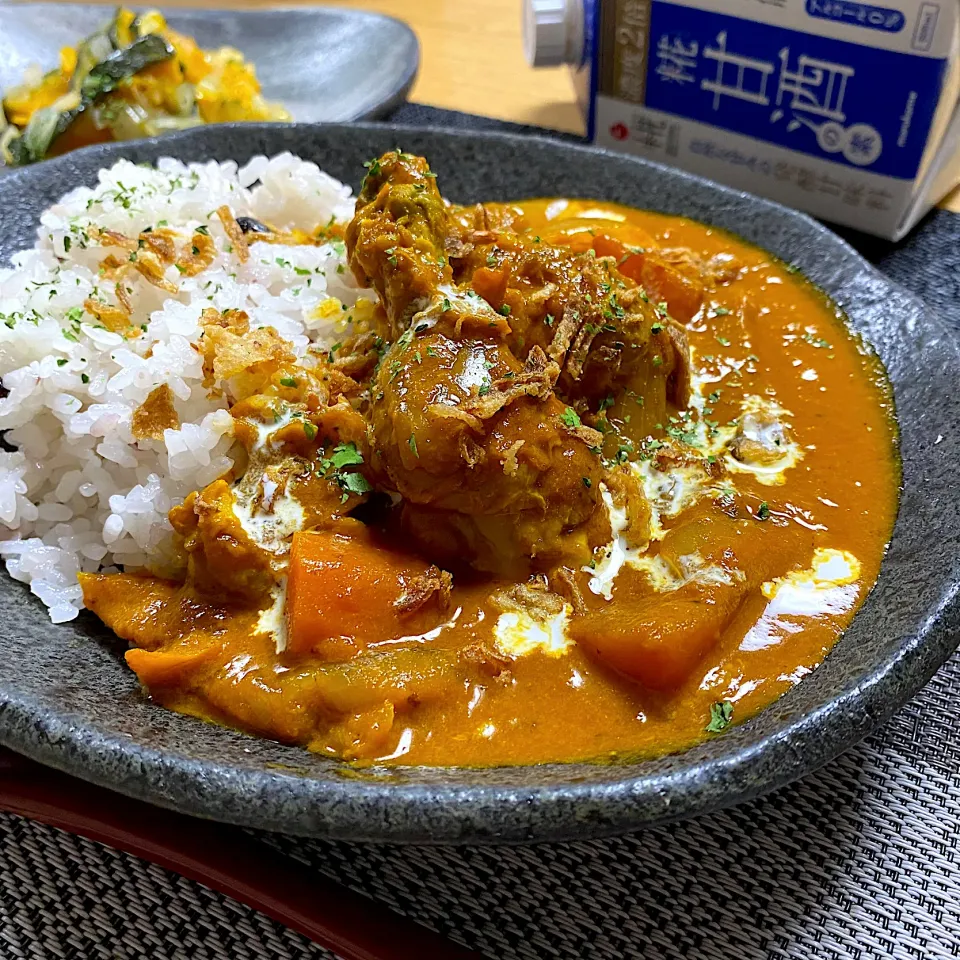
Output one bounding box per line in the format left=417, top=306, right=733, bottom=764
left=560, top=407, right=581, bottom=429
left=706, top=701, right=734, bottom=733
left=79, top=34, right=175, bottom=101
left=340, top=472, right=372, bottom=496
left=9, top=33, right=174, bottom=165
left=330, top=442, right=364, bottom=470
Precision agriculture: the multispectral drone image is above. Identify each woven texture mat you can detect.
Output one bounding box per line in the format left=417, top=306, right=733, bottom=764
left=2, top=106, right=960, bottom=959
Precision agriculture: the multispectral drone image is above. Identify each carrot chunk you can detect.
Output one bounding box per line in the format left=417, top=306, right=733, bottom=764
left=285, top=528, right=444, bottom=658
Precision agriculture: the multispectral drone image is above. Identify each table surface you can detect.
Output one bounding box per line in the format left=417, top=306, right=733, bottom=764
left=335, top=0, right=584, bottom=135
left=325, top=0, right=960, bottom=214
left=46, top=0, right=960, bottom=211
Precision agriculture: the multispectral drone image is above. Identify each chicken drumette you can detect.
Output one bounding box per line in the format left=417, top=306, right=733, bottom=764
left=345, top=151, right=690, bottom=576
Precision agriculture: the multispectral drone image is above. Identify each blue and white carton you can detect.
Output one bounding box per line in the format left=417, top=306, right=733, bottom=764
left=525, top=0, right=960, bottom=239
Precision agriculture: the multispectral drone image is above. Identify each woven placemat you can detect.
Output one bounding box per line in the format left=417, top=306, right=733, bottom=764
left=2, top=105, right=960, bottom=960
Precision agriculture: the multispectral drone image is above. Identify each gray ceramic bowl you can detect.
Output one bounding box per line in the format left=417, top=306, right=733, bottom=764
left=0, top=124, right=957, bottom=844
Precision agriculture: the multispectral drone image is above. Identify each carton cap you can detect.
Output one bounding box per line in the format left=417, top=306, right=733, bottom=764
left=522, top=0, right=583, bottom=67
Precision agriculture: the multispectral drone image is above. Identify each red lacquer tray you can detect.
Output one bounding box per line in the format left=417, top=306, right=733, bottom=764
left=0, top=747, right=476, bottom=960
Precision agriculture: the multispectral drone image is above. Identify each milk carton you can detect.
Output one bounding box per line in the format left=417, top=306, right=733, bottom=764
left=524, top=0, right=960, bottom=238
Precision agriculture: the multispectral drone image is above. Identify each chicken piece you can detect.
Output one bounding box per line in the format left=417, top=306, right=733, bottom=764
left=349, top=152, right=691, bottom=416
left=345, top=151, right=452, bottom=340
left=538, top=215, right=744, bottom=324
left=453, top=231, right=690, bottom=413
left=348, top=152, right=616, bottom=575
left=728, top=409, right=795, bottom=468
left=168, top=479, right=277, bottom=601
left=372, top=327, right=609, bottom=576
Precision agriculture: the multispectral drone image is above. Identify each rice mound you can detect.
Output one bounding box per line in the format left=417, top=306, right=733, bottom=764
left=0, top=153, right=369, bottom=622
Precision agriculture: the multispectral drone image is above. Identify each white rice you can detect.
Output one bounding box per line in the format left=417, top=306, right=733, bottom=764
left=0, top=153, right=369, bottom=622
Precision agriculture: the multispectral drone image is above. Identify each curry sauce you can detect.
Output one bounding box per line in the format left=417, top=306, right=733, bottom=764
left=80, top=152, right=898, bottom=767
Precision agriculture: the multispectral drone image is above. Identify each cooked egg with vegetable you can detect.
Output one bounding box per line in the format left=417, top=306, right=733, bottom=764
left=0, top=7, right=288, bottom=166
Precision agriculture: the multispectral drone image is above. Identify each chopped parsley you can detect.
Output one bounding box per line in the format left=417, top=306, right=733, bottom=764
left=714, top=307, right=731, bottom=316
left=582, top=477, right=592, bottom=488
left=302, top=421, right=318, bottom=441
left=56, top=358, right=67, bottom=367
left=757, top=502, right=770, bottom=521
left=499, top=304, right=511, bottom=316
left=339, top=472, right=372, bottom=500
left=279, top=376, right=298, bottom=388
left=716, top=336, right=731, bottom=347
left=560, top=407, right=582, bottom=429
left=706, top=701, right=734, bottom=733
left=316, top=441, right=372, bottom=501
left=80, top=373, right=90, bottom=384
left=666, top=422, right=700, bottom=447
left=409, top=434, right=419, bottom=457
left=195, top=225, right=209, bottom=235
left=802, top=332, right=832, bottom=349
left=330, top=441, right=363, bottom=470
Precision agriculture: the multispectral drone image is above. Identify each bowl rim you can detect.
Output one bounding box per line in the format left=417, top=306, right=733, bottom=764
left=0, top=121, right=957, bottom=844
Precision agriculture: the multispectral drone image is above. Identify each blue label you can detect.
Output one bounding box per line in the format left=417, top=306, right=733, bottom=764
left=646, top=2, right=946, bottom=179
left=805, top=0, right=905, bottom=33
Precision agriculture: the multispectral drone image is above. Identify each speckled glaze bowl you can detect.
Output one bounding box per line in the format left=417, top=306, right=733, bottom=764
left=0, top=124, right=957, bottom=844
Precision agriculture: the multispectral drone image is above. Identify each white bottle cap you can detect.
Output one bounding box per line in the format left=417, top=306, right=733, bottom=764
left=522, top=0, right=583, bottom=68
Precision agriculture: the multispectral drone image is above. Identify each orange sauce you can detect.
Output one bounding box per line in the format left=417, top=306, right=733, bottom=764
left=81, top=199, right=899, bottom=767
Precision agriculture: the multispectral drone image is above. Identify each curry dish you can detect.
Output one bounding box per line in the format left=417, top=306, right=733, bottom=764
left=79, top=151, right=898, bottom=766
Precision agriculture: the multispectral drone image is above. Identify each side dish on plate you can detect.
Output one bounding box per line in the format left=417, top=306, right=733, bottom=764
left=0, top=7, right=288, bottom=166
left=0, top=150, right=898, bottom=767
